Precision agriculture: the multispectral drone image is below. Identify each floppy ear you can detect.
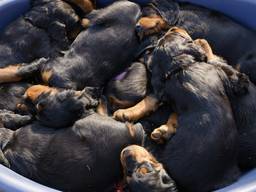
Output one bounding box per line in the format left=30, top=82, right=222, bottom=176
left=150, top=0, right=179, bottom=26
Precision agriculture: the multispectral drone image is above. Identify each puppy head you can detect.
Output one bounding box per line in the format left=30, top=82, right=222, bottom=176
left=34, top=89, right=98, bottom=128
left=152, top=27, right=206, bottom=75
left=121, top=145, right=177, bottom=192
left=136, top=0, right=179, bottom=39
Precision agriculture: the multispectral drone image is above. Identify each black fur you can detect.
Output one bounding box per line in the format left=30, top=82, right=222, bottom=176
left=237, top=51, right=256, bottom=85
left=122, top=146, right=178, bottom=192
left=34, top=89, right=98, bottom=128
left=0, top=83, right=30, bottom=112
left=0, top=110, right=32, bottom=130
left=105, top=62, right=148, bottom=112
left=0, top=116, right=144, bottom=191
left=42, top=1, right=141, bottom=89
left=149, top=32, right=240, bottom=192
left=141, top=0, right=256, bottom=65
left=0, top=0, right=81, bottom=68
left=209, top=58, right=256, bottom=170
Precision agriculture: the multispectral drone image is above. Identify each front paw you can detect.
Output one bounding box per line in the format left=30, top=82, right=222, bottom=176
left=151, top=125, right=174, bottom=144
left=17, top=58, right=48, bottom=78
left=113, top=109, right=136, bottom=122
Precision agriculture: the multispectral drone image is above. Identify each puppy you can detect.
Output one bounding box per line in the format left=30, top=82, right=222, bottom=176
left=0, top=0, right=88, bottom=68
left=136, top=0, right=256, bottom=65
left=38, top=1, right=141, bottom=90
left=121, top=145, right=178, bottom=192
left=0, top=116, right=144, bottom=191
left=114, top=27, right=240, bottom=191
left=197, top=39, right=256, bottom=170
left=103, top=62, right=148, bottom=114
left=14, top=84, right=100, bottom=128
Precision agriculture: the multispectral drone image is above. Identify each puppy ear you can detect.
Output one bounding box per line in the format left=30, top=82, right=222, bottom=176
left=150, top=0, right=179, bottom=26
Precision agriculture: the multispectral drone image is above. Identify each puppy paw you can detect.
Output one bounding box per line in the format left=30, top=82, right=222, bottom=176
left=17, top=58, right=48, bottom=78
left=151, top=125, right=174, bottom=144
left=113, top=109, right=137, bottom=122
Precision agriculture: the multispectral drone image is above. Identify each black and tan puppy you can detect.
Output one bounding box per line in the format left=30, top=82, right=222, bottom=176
left=39, top=1, right=141, bottom=89
left=0, top=0, right=88, bottom=68
left=0, top=115, right=144, bottom=191
left=197, top=39, right=256, bottom=170
left=103, top=62, right=148, bottom=114
left=114, top=28, right=240, bottom=191
left=136, top=0, right=256, bottom=65
left=20, top=86, right=99, bottom=128
left=0, top=1, right=141, bottom=89
left=121, top=145, right=178, bottom=192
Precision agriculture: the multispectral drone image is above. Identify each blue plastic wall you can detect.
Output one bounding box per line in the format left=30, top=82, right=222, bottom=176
left=0, top=0, right=256, bottom=191
left=0, top=0, right=30, bottom=31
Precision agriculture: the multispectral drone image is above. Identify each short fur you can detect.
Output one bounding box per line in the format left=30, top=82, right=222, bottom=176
left=41, top=1, right=141, bottom=89
left=0, top=0, right=82, bottom=68
left=139, top=0, right=256, bottom=65
left=0, top=116, right=145, bottom=191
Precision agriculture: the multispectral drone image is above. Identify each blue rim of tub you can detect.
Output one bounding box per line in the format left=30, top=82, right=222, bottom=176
left=0, top=0, right=256, bottom=191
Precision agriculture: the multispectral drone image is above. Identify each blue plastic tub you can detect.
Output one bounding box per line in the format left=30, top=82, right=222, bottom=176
left=0, top=0, right=256, bottom=191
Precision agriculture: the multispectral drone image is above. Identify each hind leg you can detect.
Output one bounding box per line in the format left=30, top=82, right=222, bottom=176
left=151, top=113, right=178, bottom=144
left=113, top=96, right=159, bottom=122
left=0, top=58, right=46, bottom=84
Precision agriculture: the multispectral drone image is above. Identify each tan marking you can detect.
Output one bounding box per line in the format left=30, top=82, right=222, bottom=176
left=151, top=113, right=178, bottom=144
left=66, top=0, right=95, bottom=13
left=24, top=85, right=58, bottom=102
left=137, top=167, right=150, bottom=175
left=16, top=103, right=29, bottom=112
left=194, top=39, right=215, bottom=61
left=109, top=95, right=136, bottom=110
left=113, top=96, right=159, bottom=122
left=120, top=145, right=163, bottom=178
left=0, top=65, right=22, bottom=83
left=41, top=70, right=53, bottom=84
left=137, top=15, right=168, bottom=39
left=126, top=123, right=136, bottom=138
left=166, top=27, right=192, bottom=41
left=81, top=18, right=90, bottom=29
left=96, top=98, right=108, bottom=116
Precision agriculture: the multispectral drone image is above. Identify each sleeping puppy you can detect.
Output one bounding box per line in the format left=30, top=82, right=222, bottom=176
left=102, top=61, right=172, bottom=136
left=136, top=0, right=256, bottom=65
left=38, top=1, right=141, bottom=90
left=14, top=84, right=100, bottom=128
left=121, top=145, right=178, bottom=192
left=0, top=115, right=145, bottom=191
left=102, top=62, right=148, bottom=114
left=197, top=39, right=256, bottom=170
left=0, top=1, right=141, bottom=88
left=0, top=0, right=90, bottom=68
left=114, top=27, right=240, bottom=191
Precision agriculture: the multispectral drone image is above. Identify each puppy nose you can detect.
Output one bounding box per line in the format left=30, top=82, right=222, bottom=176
left=135, top=24, right=143, bottom=33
